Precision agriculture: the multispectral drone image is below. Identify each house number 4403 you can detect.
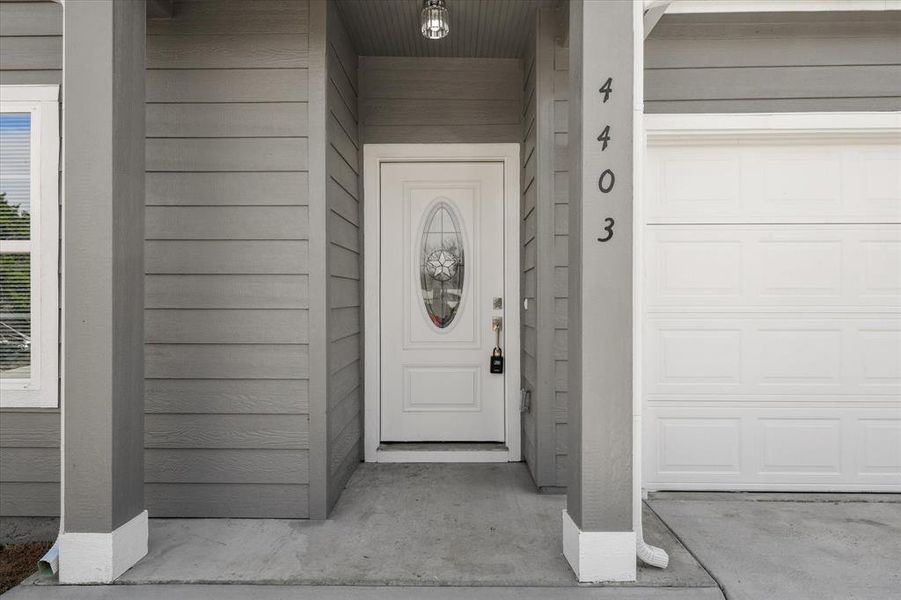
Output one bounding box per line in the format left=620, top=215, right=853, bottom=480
left=597, top=77, right=615, bottom=243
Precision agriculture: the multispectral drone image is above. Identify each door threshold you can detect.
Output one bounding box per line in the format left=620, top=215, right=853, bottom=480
left=375, top=442, right=511, bottom=463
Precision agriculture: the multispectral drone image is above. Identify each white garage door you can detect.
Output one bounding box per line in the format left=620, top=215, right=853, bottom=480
left=642, top=114, right=901, bottom=492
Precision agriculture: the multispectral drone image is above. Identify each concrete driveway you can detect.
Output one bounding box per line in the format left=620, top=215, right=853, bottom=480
left=647, top=492, right=901, bottom=600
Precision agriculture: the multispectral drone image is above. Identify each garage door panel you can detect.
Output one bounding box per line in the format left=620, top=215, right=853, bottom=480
left=646, top=139, right=900, bottom=223
left=645, top=407, right=901, bottom=490
left=656, top=418, right=742, bottom=475
left=861, top=238, right=901, bottom=299
left=645, top=226, right=901, bottom=310
left=646, top=316, right=901, bottom=399
left=648, top=150, right=742, bottom=217
left=858, top=419, right=901, bottom=476
left=860, top=329, right=901, bottom=386
left=757, top=418, right=842, bottom=475
left=644, top=119, right=900, bottom=492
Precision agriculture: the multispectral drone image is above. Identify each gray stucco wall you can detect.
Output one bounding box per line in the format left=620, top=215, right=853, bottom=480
left=143, top=0, right=311, bottom=518
left=0, top=0, right=62, bottom=517
left=324, top=1, right=363, bottom=513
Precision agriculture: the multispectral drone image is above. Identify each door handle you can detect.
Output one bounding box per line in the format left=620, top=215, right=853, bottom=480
left=490, top=317, right=504, bottom=374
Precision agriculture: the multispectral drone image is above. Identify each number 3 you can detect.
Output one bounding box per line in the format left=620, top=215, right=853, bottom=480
left=597, top=218, right=614, bottom=243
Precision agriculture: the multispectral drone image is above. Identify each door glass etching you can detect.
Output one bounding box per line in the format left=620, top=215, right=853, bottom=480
left=420, top=200, right=465, bottom=329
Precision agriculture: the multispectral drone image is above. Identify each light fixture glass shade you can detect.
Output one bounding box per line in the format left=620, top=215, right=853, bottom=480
left=421, top=0, right=449, bottom=40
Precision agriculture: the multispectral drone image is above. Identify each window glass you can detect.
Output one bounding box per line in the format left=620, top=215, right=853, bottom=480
left=0, top=113, right=31, bottom=239
left=0, top=253, right=30, bottom=379
left=419, top=200, right=465, bottom=329
left=0, top=112, right=32, bottom=379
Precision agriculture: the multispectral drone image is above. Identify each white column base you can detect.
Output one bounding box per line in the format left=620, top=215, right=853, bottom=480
left=562, top=509, right=636, bottom=582
left=59, top=510, right=148, bottom=583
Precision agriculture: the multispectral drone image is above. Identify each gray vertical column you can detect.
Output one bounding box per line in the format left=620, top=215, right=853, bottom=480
left=306, top=0, right=330, bottom=520
left=61, top=0, right=148, bottom=583
left=564, top=0, right=638, bottom=582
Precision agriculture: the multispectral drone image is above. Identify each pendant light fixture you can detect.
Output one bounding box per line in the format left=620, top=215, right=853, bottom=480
left=421, top=0, right=450, bottom=40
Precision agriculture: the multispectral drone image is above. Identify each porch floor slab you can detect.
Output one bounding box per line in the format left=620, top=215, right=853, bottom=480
left=115, top=463, right=715, bottom=589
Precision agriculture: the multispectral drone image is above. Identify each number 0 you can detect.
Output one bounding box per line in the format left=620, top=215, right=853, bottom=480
left=598, top=169, right=615, bottom=193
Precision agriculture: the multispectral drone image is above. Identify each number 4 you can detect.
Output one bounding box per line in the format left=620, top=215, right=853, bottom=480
left=599, top=77, right=613, bottom=103
left=597, top=125, right=611, bottom=151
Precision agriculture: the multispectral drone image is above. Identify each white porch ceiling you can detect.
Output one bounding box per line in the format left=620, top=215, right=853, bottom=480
left=334, top=0, right=545, bottom=58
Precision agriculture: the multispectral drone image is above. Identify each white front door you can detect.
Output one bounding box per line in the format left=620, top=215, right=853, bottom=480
left=380, top=161, right=506, bottom=442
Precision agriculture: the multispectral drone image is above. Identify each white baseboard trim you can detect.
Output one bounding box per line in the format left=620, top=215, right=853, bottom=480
left=562, top=509, right=636, bottom=582
left=59, top=509, right=148, bottom=583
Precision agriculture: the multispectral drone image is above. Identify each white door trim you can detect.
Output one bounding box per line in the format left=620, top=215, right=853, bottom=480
left=363, top=143, right=522, bottom=463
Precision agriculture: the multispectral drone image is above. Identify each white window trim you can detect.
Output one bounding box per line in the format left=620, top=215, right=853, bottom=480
left=0, top=84, right=60, bottom=408
left=648, top=0, right=901, bottom=12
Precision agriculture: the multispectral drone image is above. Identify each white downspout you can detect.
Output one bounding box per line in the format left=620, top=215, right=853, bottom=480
left=633, top=0, right=668, bottom=570
left=37, top=381, right=62, bottom=577
left=39, top=13, right=63, bottom=571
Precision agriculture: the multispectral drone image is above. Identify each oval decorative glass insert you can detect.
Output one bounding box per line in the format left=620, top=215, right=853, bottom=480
left=419, top=200, right=465, bottom=329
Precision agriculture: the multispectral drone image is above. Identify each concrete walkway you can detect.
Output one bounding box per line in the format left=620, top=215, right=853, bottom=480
left=116, top=464, right=714, bottom=589
left=648, top=492, right=901, bottom=600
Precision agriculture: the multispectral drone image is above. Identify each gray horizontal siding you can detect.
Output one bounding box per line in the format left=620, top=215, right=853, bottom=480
left=325, top=3, right=362, bottom=512
left=0, top=0, right=62, bottom=517
left=147, top=69, right=309, bottom=103
left=147, top=103, right=309, bottom=138
left=145, top=206, right=310, bottom=240
left=145, top=240, right=309, bottom=274
left=521, top=29, right=539, bottom=485
left=145, top=379, right=310, bottom=415
left=645, top=11, right=901, bottom=113
left=551, top=31, right=569, bottom=489
left=146, top=172, right=310, bottom=206
left=145, top=275, right=309, bottom=309
left=147, top=35, right=308, bottom=69
left=143, top=0, right=311, bottom=518
left=146, top=0, right=310, bottom=35
left=144, top=483, right=308, bottom=518
left=521, top=8, right=561, bottom=491
left=146, top=138, right=309, bottom=172
left=359, top=56, right=523, bottom=144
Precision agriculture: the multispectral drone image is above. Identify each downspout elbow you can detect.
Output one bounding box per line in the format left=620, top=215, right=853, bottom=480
left=637, top=533, right=669, bottom=569
left=38, top=543, right=60, bottom=577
